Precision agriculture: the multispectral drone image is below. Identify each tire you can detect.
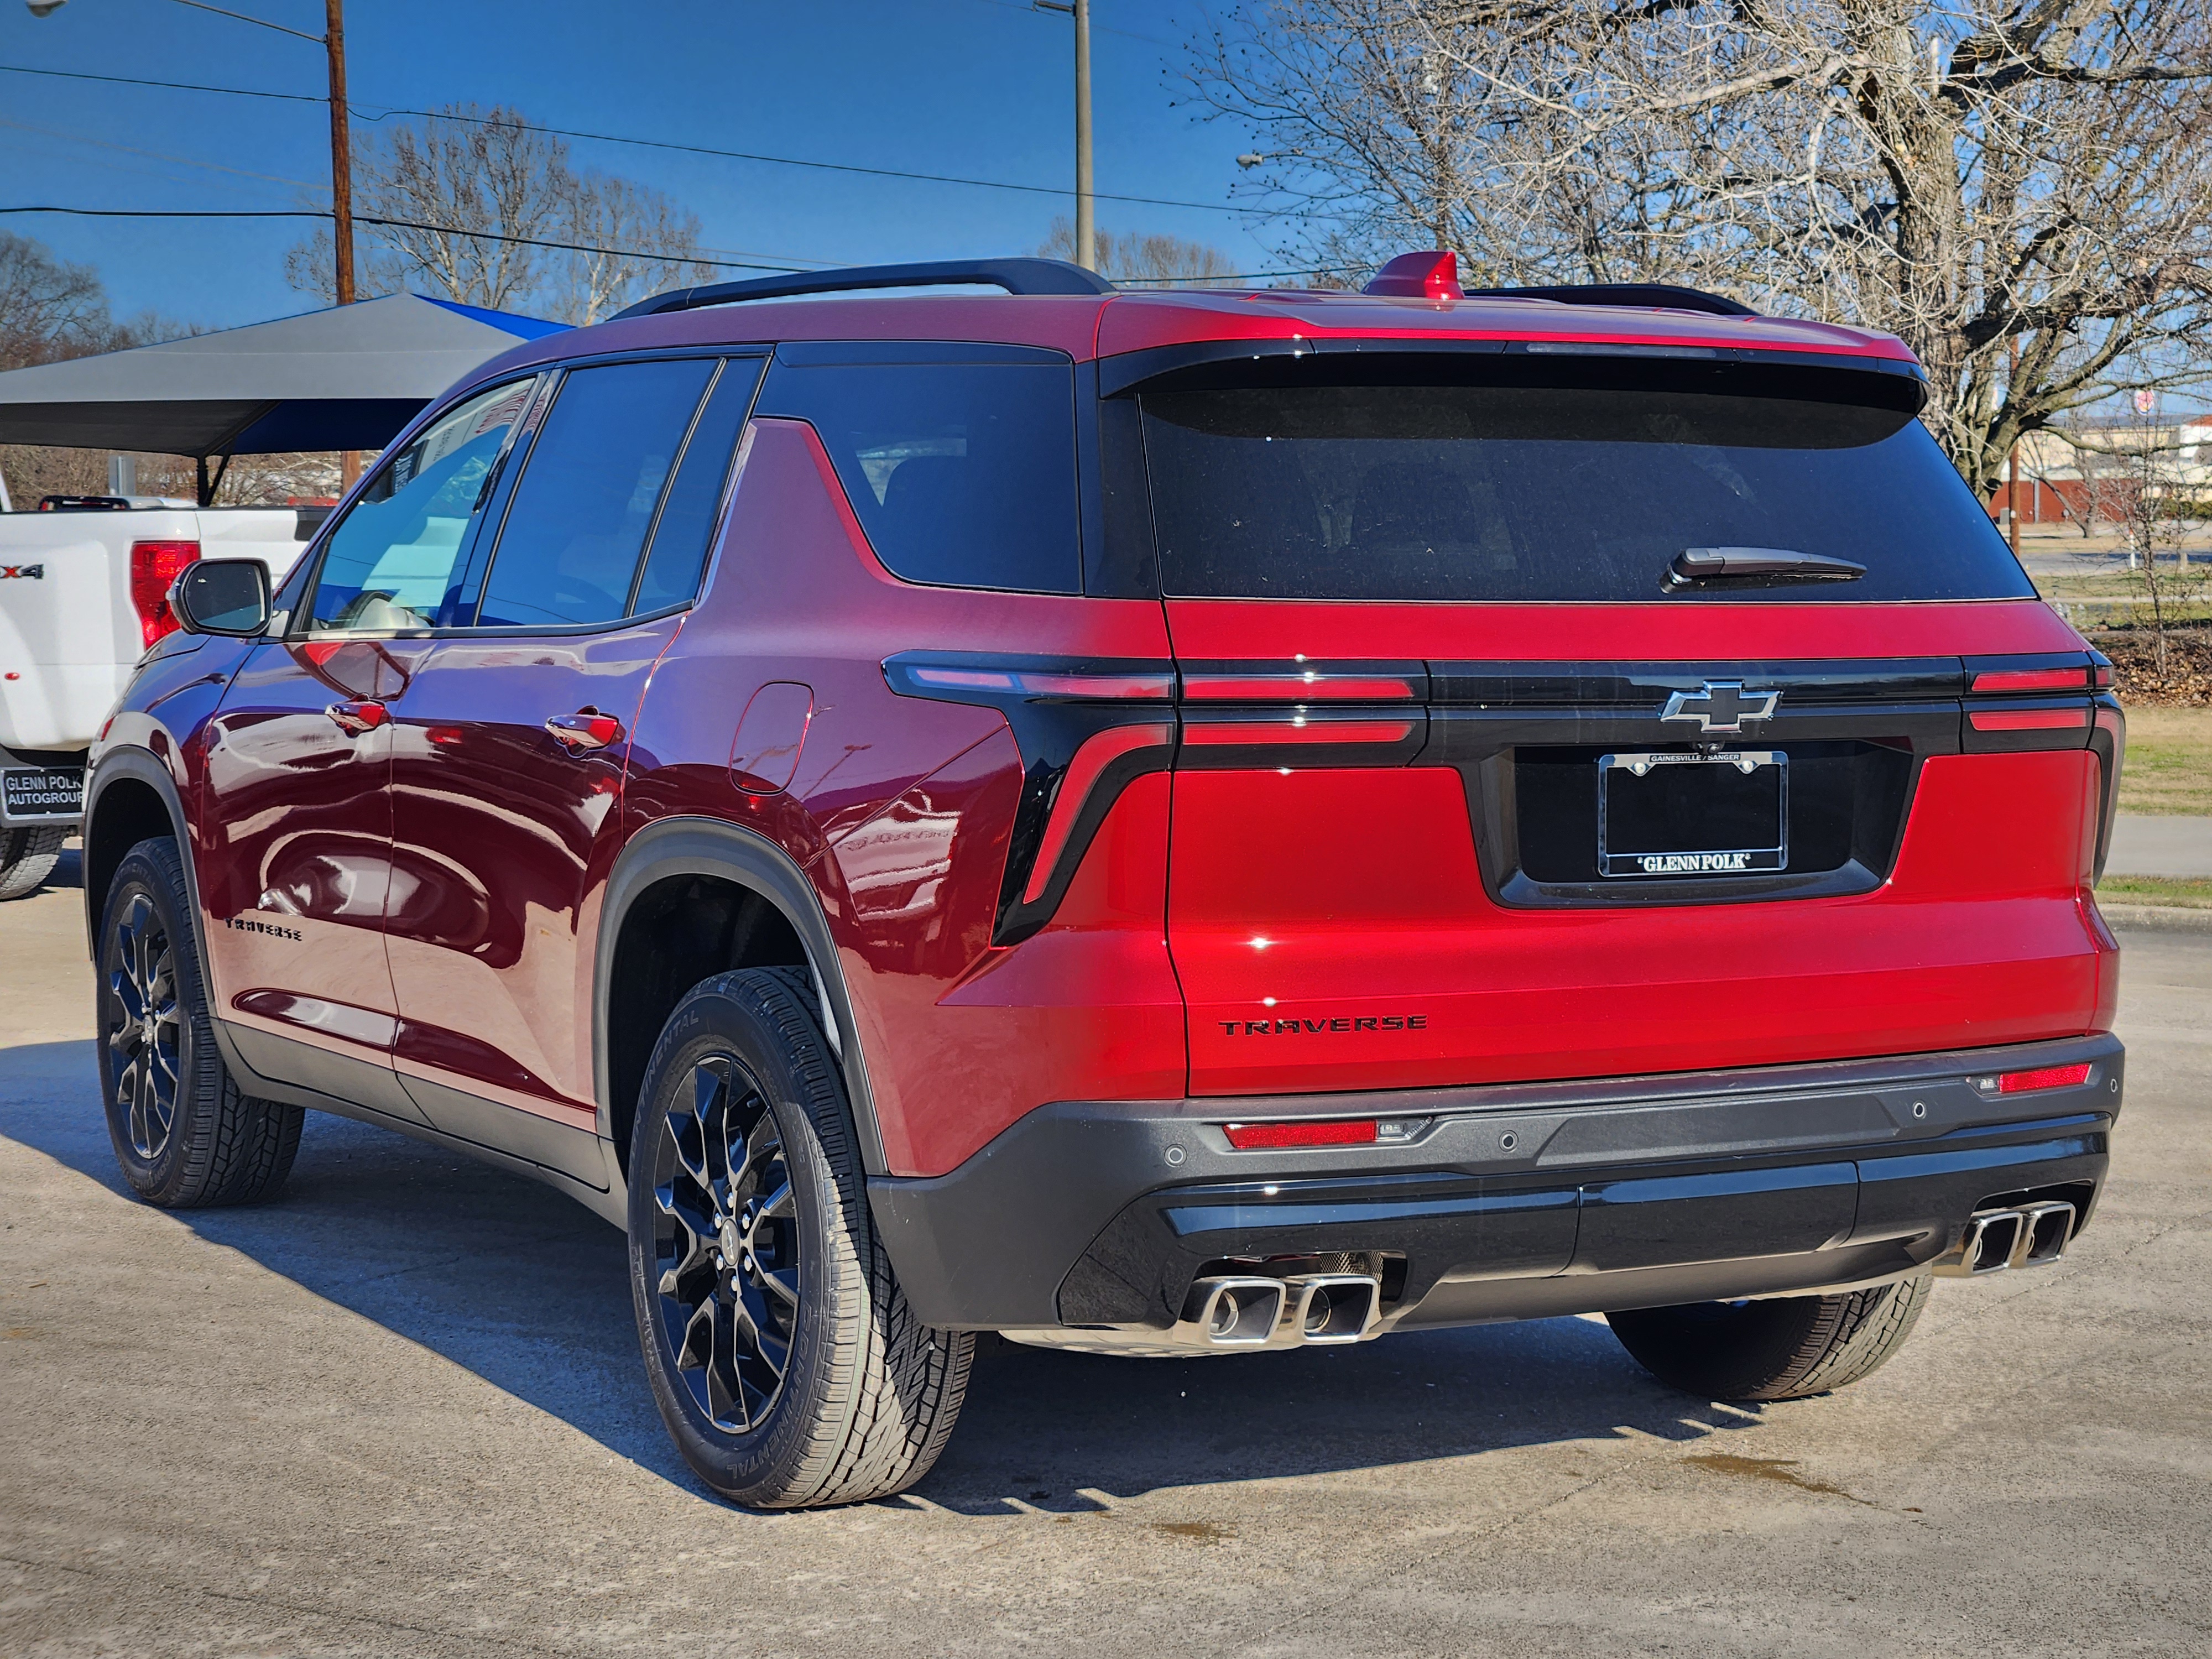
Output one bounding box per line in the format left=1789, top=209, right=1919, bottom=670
left=627, top=966, right=973, bottom=1510
left=0, top=826, right=66, bottom=901
left=95, top=836, right=305, bottom=1208
left=1606, top=1272, right=1933, bottom=1402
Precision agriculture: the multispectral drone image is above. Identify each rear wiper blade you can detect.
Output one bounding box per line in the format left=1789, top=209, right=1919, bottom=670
left=1664, top=546, right=1867, bottom=591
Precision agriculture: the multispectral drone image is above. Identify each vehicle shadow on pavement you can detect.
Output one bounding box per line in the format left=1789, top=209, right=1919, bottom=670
left=1, top=1036, right=1765, bottom=1511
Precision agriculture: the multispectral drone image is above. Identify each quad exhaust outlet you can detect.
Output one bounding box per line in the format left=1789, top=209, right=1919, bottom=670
left=1933, top=1200, right=2077, bottom=1277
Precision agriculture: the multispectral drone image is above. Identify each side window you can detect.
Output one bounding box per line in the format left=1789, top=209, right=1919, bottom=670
left=303, top=378, right=536, bottom=633
left=474, top=358, right=717, bottom=629
left=757, top=348, right=1081, bottom=593
left=630, top=356, right=764, bottom=614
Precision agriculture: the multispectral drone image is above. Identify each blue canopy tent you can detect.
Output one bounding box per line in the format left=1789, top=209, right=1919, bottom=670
left=0, top=293, right=566, bottom=503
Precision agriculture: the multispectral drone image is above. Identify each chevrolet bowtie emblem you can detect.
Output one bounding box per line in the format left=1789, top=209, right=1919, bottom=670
left=1660, top=680, right=1780, bottom=734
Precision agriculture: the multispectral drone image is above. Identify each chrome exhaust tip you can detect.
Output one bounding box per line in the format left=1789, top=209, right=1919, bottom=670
left=1934, top=1201, right=2075, bottom=1277
left=2013, top=1199, right=2076, bottom=1267
left=1285, top=1274, right=1382, bottom=1344
left=1186, top=1276, right=1288, bottom=1347
left=1934, top=1208, right=2024, bottom=1276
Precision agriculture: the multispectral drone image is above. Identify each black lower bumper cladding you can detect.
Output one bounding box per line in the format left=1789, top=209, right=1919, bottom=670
left=868, top=1034, right=2121, bottom=1333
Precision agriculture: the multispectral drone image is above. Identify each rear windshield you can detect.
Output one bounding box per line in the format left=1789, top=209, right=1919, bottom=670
left=1138, top=369, right=2033, bottom=603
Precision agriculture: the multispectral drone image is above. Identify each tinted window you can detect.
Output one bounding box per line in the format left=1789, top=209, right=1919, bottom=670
left=630, top=357, right=763, bottom=614
left=1140, top=372, right=2034, bottom=603
left=306, top=378, right=534, bottom=632
left=761, top=353, right=1080, bottom=593
left=476, top=357, right=716, bottom=628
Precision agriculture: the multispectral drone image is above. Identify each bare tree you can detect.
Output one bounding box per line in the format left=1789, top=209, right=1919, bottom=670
left=1037, top=217, right=1236, bottom=285
left=0, top=232, right=217, bottom=503
left=1187, top=3, right=2212, bottom=493
left=287, top=104, right=714, bottom=324
left=0, top=230, right=134, bottom=372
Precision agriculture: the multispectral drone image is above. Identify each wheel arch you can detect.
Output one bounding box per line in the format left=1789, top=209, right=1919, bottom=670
left=82, top=748, right=198, bottom=963
left=595, top=816, right=887, bottom=1179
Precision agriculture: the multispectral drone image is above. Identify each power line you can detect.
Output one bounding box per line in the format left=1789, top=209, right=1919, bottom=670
left=0, top=206, right=811, bottom=273
left=0, top=60, right=1284, bottom=220
left=2, top=205, right=1337, bottom=286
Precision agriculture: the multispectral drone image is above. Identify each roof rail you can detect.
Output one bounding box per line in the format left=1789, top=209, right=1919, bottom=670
left=1464, top=282, right=1757, bottom=319
left=610, top=258, right=1115, bottom=321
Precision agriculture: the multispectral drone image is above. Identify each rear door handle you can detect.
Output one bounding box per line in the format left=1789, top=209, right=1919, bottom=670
left=546, top=708, right=623, bottom=752
left=326, top=700, right=388, bottom=735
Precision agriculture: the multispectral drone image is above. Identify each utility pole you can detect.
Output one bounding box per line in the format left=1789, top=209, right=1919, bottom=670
left=326, top=1, right=354, bottom=307
left=29, top=0, right=364, bottom=494
left=326, top=0, right=360, bottom=488
left=1036, top=0, right=1095, bottom=272
left=1074, top=0, right=1093, bottom=273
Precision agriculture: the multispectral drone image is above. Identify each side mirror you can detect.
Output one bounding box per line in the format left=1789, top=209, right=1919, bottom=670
left=171, top=559, right=271, bottom=637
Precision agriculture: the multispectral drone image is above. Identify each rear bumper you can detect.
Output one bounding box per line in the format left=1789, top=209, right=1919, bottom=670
left=868, top=1034, right=2121, bottom=1332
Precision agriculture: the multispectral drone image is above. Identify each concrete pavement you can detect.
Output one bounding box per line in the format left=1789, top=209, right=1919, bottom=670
left=2, top=854, right=2208, bottom=1657
left=2107, top=814, right=2212, bottom=877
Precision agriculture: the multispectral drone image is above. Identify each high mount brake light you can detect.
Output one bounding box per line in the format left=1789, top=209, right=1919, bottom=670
left=128, top=539, right=199, bottom=648
left=1223, top=1119, right=1379, bottom=1150
left=1362, top=251, right=1464, bottom=302
left=1972, top=1063, right=2094, bottom=1094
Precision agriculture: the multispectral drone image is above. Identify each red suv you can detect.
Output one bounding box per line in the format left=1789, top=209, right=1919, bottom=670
left=86, top=253, right=2124, bottom=1509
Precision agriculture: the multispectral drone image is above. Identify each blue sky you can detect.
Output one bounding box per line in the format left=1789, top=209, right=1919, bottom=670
left=0, top=0, right=1295, bottom=329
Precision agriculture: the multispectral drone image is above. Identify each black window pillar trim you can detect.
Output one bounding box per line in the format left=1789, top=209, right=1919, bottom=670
left=593, top=815, right=890, bottom=1176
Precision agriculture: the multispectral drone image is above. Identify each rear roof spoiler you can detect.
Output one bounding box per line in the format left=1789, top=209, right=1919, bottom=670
left=1466, top=282, right=1759, bottom=318
left=611, top=258, right=1115, bottom=320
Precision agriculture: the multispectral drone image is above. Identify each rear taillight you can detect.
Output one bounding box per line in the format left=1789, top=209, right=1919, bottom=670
left=1973, top=1062, right=2094, bottom=1094
left=1970, top=666, right=2089, bottom=693
left=129, top=539, right=200, bottom=647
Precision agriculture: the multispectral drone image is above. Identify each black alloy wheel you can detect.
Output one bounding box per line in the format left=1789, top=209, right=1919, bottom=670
left=106, top=888, right=182, bottom=1162
left=626, top=967, right=973, bottom=1509
left=96, top=836, right=304, bottom=1208
left=651, top=1054, right=802, bottom=1432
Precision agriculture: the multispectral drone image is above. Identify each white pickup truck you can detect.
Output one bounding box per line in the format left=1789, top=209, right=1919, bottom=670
left=0, top=492, right=321, bottom=898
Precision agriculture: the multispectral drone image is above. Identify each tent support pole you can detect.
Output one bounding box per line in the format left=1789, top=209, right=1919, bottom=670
left=197, top=453, right=230, bottom=508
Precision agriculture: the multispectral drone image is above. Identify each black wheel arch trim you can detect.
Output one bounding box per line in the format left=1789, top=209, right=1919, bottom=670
left=594, top=815, right=889, bottom=1176
left=81, top=744, right=202, bottom=966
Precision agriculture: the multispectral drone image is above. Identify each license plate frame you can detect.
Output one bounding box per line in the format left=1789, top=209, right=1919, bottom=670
left=1597, top=749, right=1787, bottom=879
left=1, top=764, right=86, bottom=824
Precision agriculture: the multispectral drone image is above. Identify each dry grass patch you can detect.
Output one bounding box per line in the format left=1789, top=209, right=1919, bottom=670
left=2117, top=706, right=2212, bottom=815
left=2095, top=874, right=2212, bottom=909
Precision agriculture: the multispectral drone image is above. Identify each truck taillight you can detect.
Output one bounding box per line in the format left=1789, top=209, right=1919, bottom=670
left=128, top=540, right=200, bottom=647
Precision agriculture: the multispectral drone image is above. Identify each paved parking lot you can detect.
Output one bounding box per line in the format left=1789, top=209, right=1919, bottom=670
left=2, top=857, right=2207, bottom=1658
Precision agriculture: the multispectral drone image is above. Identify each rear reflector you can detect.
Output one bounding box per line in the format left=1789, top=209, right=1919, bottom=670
left=1972, top=667, right=2088, bottom=692
left=1983, top=1063, right=2094, bottom=1094
left=128, top=539, right=200, bottom=648
left=1969, top=707, right=2089, bottom=732
left=1223, top=1119, right=1379, bottom=1150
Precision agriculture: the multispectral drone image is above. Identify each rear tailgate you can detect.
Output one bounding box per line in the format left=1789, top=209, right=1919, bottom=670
left=1137, top=349, right=2117, bottom=1098
left=1165, top=599, right=2112, bottom=1097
